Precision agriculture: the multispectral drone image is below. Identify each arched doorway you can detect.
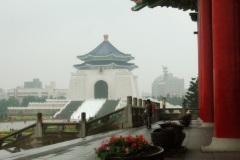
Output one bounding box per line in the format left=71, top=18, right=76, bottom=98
left=94, top=80, right=108, bottom=99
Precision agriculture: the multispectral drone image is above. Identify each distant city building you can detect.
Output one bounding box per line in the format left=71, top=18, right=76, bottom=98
left=45, top=81, right=56, bottom=89
left=152, top=66, right=184, bottom=98
left=7, top=81, right=67, bottom=101
left=67, top=35, right=140, bottom=100
left=0, top=88, right=8, bottom=100
left=24, top=78, right=42, bottom=89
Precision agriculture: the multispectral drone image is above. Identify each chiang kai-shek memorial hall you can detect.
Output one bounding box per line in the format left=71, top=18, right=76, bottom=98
left=67, top=35, right=140, bottom=101
left=130, top=0, right=240, bottom=152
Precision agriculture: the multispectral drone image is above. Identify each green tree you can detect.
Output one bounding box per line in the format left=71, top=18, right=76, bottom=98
left=183, top=77, right=198, bottom=108
left=0, top=98, right=20, bottom=121
left=21, top=96, right=46, bottom=107
left=166, top=94, right=171, bottom=102
left=7, top=97, right=20, bottom=106
left=0, top=99, right=8, bottom=115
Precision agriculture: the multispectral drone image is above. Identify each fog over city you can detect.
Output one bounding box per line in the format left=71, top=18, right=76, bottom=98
left=0, top=0, right=198, bottom=93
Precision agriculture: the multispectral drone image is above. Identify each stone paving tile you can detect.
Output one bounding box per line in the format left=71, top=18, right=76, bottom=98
left=181, top=139, right=188, bottom=146
left=71, top=155, right=97, bottom=160
left=183, top=148, right=214, bottom=160
left=187, top=137, right=209, bottom=148
left=189, top=130, right=206, bottom=137
left=213, top=152, right=240, bottom=160
left=31, top=154, right=56, bottom=160
left=42, top=154, right=80, bottom=160
left=33, top=143, right=97, bottom=160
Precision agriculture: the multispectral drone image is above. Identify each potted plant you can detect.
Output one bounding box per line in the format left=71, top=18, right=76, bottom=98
left=94, top=135, right=164, bottom=160
left=179, top=114, right=192, bottom=127
left=151, top=122, right=186, bottom=152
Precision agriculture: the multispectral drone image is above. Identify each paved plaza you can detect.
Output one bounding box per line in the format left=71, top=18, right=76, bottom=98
left=1, top=120, right=240, bottom=160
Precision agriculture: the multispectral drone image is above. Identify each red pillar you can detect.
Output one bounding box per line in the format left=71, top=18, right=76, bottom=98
left=212, top=0, right=240, bottom=138
left=197, top=0, right=203, bottom=120
left=199, top=0, right=214, bottom=124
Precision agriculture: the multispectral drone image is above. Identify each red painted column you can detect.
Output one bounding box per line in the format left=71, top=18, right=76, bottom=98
left=212, top=0, right=240, bottom=138
left=199, top=0, right=214, bottom=124
left=197, top=0, right=203, bottom=120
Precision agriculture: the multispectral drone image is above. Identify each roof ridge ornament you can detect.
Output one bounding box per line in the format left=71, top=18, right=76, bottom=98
left=104, top=34, right=108, bottom=41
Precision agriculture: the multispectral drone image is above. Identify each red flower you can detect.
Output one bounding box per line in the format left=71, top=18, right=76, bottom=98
left=109, top=136, right=115, bottom=142
left=132, top=143, right=137, bottom=147
left=95, top=135, right=152, bottom=160
left=136, top=135, right=144, bottom=140
left=125, top=147, right=129, bottom=153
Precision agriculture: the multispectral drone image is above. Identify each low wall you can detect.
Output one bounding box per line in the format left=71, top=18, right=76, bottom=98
left=8, top=109, right=60, bottom=116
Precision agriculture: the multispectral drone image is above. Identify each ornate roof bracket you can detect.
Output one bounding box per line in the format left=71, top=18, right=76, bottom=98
left=131, top=0, right=148, bottom=11
left=131, top=0, right=198, bottom=12
left=189, top=12, right=198, bottom=22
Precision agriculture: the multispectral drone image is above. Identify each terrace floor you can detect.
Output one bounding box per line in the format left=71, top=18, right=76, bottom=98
left=1, top=120, right=240, bottom=160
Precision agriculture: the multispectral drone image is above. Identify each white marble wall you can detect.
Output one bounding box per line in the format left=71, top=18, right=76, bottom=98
left=67, top=69, right=139, bottom=100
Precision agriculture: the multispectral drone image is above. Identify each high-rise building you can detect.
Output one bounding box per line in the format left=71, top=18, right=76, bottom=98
left=152, top=67, right=184, bottom=97
left=0, top=88, right=7, bottom=100
left=8, top=81, right=67, bottom=102
left=67, top=35, right=139, bottom=100
left=24, top=78, right=42, bottom=89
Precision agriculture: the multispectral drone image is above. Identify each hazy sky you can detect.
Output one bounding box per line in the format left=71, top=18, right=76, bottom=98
left=0, top=0, right=198, bottom=93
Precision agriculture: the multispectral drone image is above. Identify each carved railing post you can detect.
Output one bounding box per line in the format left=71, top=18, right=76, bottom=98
left=162, top=97, right=166, bottom=120
left=156, top=102, right=160, bottom=109
left=181, top=104, right=186, bottom=116
left=142, top=100, right=146, bottom=108
left=156, top=102, right=160, bottom=121
left=80, top=112, right=86, bottom=138
left=133, top=97, right=137, bottom=107
left=33, top=113, right=43, bottom=138
left=127, top=96, right=132, bottom=106
left=137, top=99, right=142, bottom=107
left=122, top=96, right=133, bottom=128
left=162, top=97, right=166, bottom=109
left=152, top=102, right=157, bottom=122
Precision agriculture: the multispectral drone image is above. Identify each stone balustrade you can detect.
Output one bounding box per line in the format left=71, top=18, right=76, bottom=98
left=0, top=96, right=198, bottom=150
left=35, top=96, right=195, bottom=138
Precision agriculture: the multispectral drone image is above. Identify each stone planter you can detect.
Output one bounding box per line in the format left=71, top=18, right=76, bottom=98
left=179, top=114, right=192, bottom=127
left=179, top=119, right=191, bottom=127
left=151, top=125, right=186, bottom=151
left=108, top=146, right=164, bottom=160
